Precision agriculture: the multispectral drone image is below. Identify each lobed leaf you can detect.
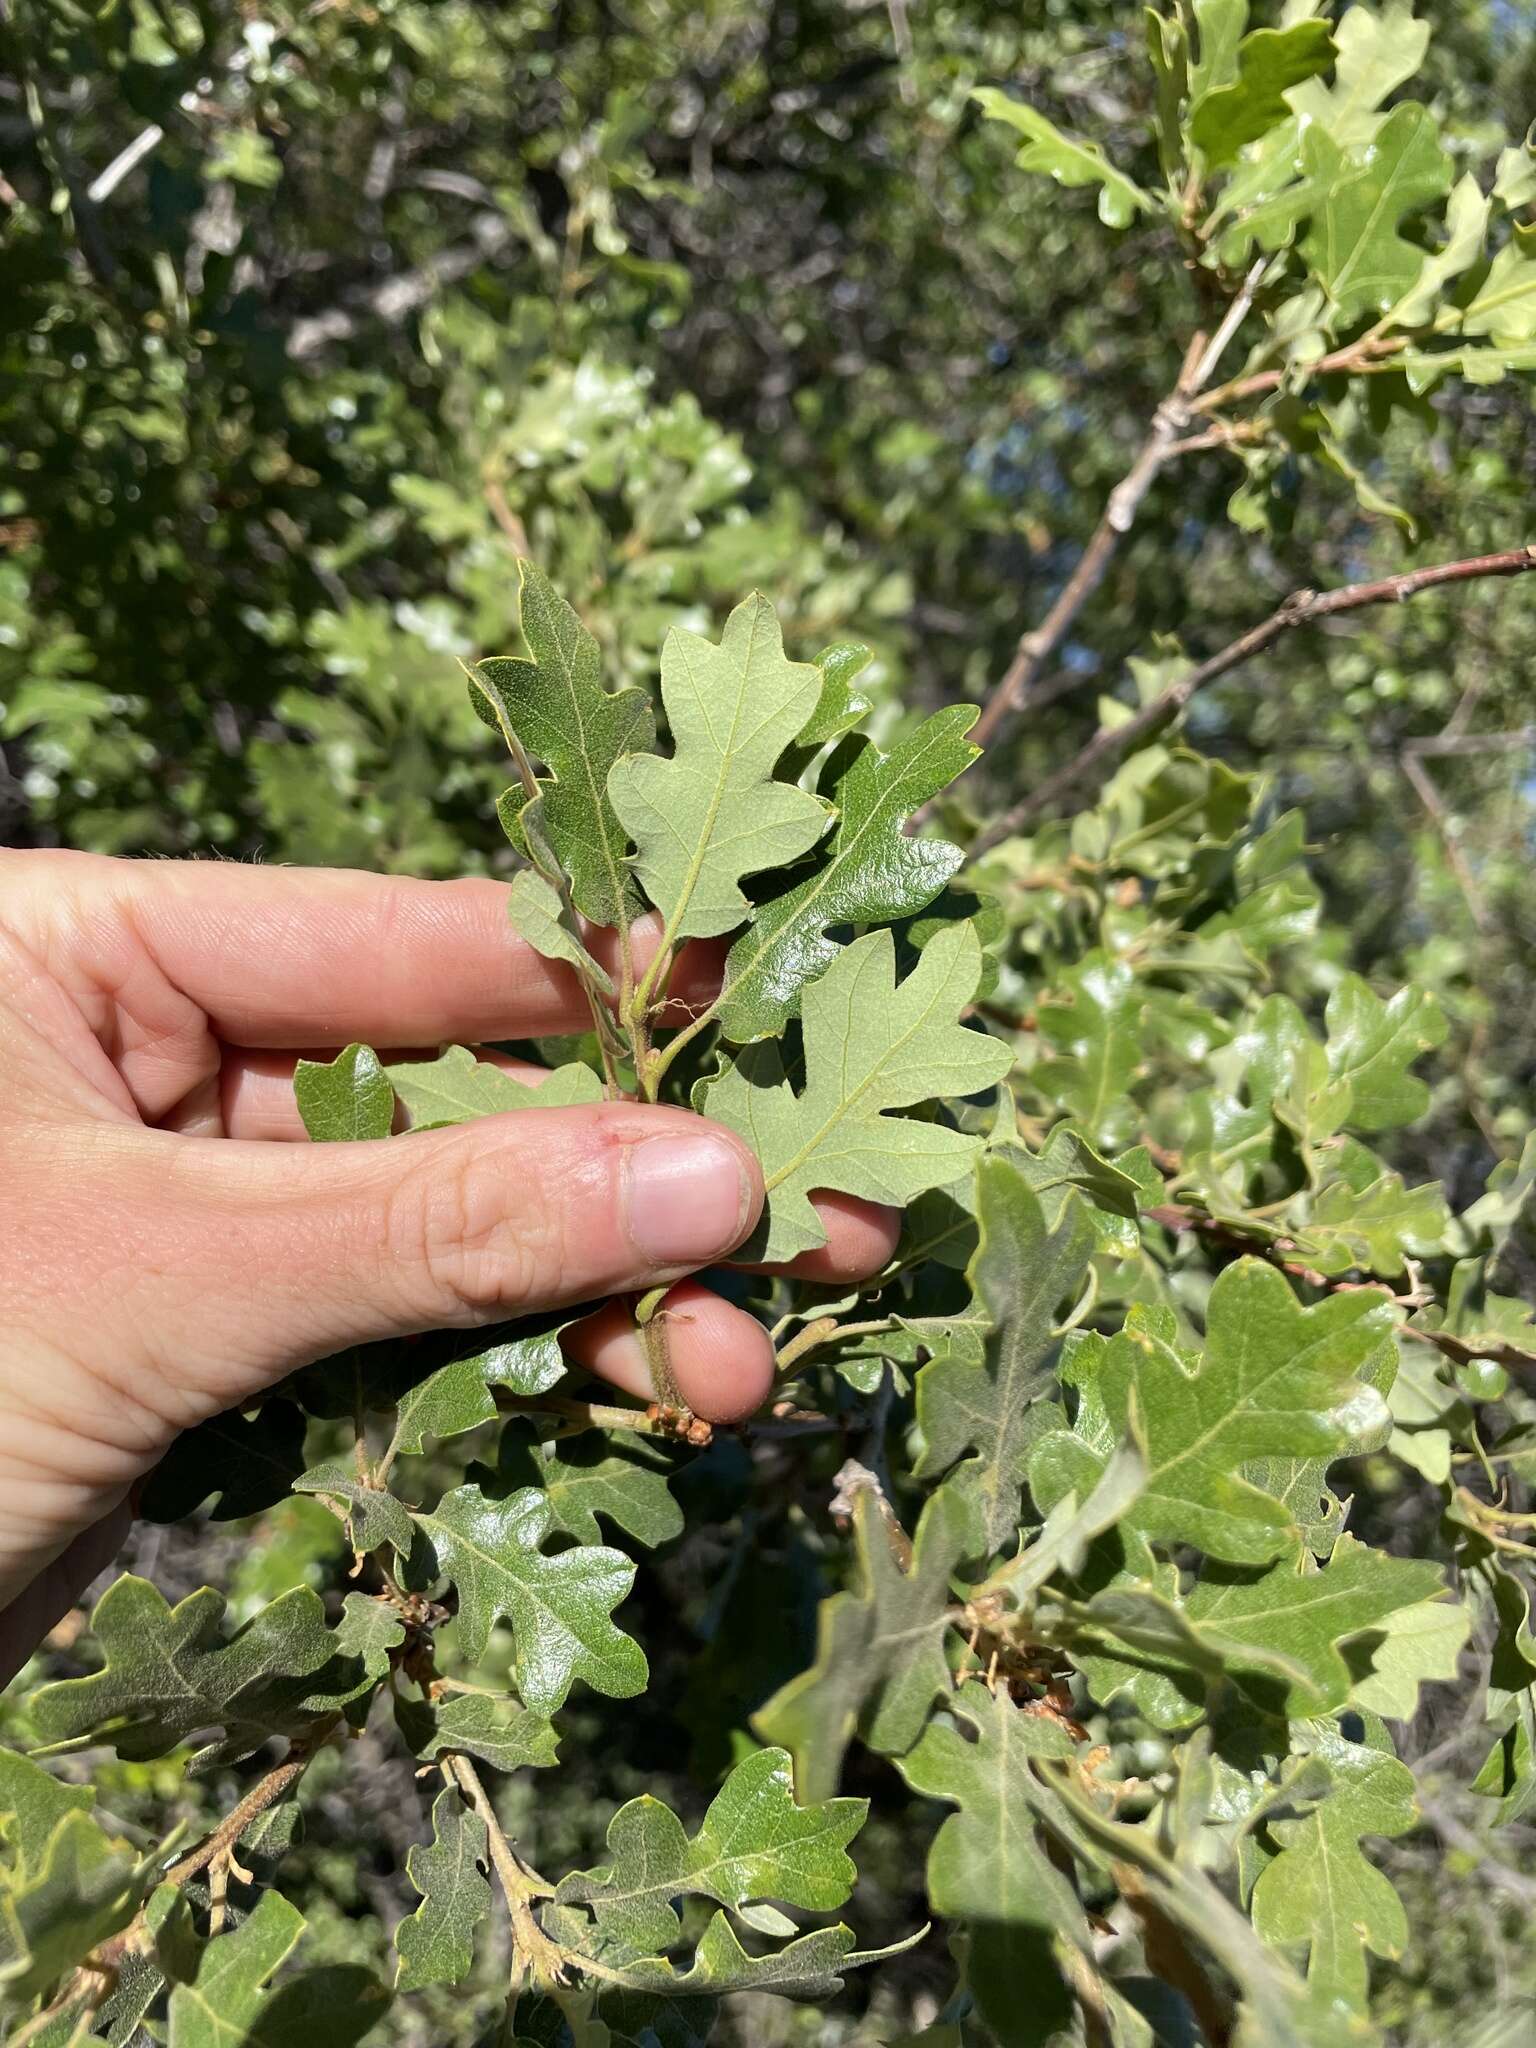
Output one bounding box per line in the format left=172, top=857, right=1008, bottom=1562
left=471, top=561, right=654, bottom=925
left=700, top=922, right=1012, bottom=1262
left=395, top=1787, right=491, bottom=1991
left=607, top=591, right=830, bottom=942
left=717, top=706, right=980, bottom=1042
left=556, top=1746, right=864, bottom=1962
left=410, top=1484, right=647, bottom=1714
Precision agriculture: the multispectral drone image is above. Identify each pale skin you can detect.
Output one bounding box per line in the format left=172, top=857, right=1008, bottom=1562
left=0, top=851, right=900, bottom=1686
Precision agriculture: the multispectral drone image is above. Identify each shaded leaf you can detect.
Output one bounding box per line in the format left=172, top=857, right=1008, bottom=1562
left=896, top=1688, right=1081, bottom=2045
left=754, top=1481, right=979, bottom=1802
left=395, top=1787, right=491, bottom=1991
left=138, top=1403, right=308, bottom=1524
left=718, top=707, right=979, bottom=1042
left=1347, top=1596, right=1471, bottom=1720
left=471, top=561, right=654, bottom=924
left=1191, top=23, right=1335, bottom=167
left=915, top=1158, right=1096, bottom=1548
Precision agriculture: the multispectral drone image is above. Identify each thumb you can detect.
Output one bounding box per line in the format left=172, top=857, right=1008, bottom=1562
left=116, top=1103, right=763, bottom=1420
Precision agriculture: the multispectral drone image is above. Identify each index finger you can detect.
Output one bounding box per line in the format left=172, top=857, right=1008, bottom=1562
left=1, top=851, right=723, bottom=1048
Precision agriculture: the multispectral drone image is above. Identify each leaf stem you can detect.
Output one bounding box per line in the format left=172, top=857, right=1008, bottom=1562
left=775, top=1317, right=898, bottom=1374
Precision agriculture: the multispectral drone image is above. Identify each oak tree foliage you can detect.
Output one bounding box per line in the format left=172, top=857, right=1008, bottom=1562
left=5, top=5, right=1536, bottom=2045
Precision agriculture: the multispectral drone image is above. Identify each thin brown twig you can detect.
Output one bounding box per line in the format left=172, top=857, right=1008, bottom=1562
left=975, top=545, right=1536, bottom=852
left=969, top=263, right=1267, bottom=753
left=1400, top=750, right=1491, bottom=933
left=444, top=1753, right=569, bottom=1990
left=1189, top=330, right=1407, bottom=415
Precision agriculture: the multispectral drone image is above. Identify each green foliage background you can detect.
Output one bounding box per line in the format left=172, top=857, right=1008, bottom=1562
left=5, top=2, right=1536, bottom=2043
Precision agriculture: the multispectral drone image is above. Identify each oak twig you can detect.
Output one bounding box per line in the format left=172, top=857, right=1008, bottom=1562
left=1400, top=750, right=1490, bottom=934
left=970, top=263, right=1267, bottom=753
left=445, top=1753, right=569, bottom=1990
left=975, top=545, right=1536, bottom=852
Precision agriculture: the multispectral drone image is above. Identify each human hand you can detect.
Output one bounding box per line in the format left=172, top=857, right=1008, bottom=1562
left=0, top=852, right=899, bottom=1681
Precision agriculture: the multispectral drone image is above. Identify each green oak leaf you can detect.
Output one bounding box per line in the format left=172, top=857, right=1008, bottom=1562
left=394, top=1690, right=560, bottom=1775
left=1250, top=1724, right=1417, bottom=2011
left=717, top=705, right=980, bottom=1042
left=607, top=591, right=830, bottom=942
left=1190, top=23, right=1335, bottom=167
left=556, top=1747, right=863, bottom=1962
left=386, top=1044, right=602, bottom=1126
left=700, top=922, right=1012, bottom=1262
left=138, top=1402, right=308, bottom=1524
left=1033, top=953, right=1145, bottom=1150
left=506, top=869, right=615, bottom=998
left=491, top=1422, right=683, bottom=1548
left=293, top=1462, right=415, bottom=1557
left=1458, top=236, right=1536, bottom=344
left=389, top=1320, right=575, bottom=1458
left=1071, top=1535, right=1446, bottom=1722
left=981, top=1434, right=1148, bottom=1611
left=1297, top=1171, right=1449, bottom=1276
left=163, top=1889, right=389, bottom=2046
left=896, top=1687, right=1082, bottom=2045
left=295, top=1044, right=395, bottom=1142
left=1301, top=103, right=1453, bottom=323
left=973, top=88, right=1152, bottom=229
left=1287, top=0, right=1431, bottom=149
left=1388, top=172, right=1490, bottom=330
left=395, top=1787, right=491, bottom=1992
left=607, top=1913, right=918, bottom=2000
left=786, top=641, right=875, bottom=765
left=28, top=1578, right=374, bottom=1773
left=1324, top=974, right=1446, bottom=1131
left=1029, top=1268, right=1396, bottom=1566
left=754, top=1481, right=979, bottom=1802
left=0, top=1799, right=152, bottom=2006
left=1188, top=0, right=1245, bottom=102
left=470, top=560, right=654, bottom=924
left=411, top=1484, right=646, bottom=1714
left=1346, top=1596, right=1471, bottom=1719
left=915, top=1157, right=1096, bottom=1548
left=1397, top=337, right=1536, bottom=392
left=0, top=1749, right=94, bottom=1868
left=332, top=1593, right=406, bottom=1691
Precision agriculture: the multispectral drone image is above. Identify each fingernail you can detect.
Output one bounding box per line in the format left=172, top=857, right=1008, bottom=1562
left=623, top=1134, right=754, bottom=1266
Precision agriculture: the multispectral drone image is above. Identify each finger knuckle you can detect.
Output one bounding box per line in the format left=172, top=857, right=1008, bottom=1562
left=383, top=1132, right=551, bottom=1319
